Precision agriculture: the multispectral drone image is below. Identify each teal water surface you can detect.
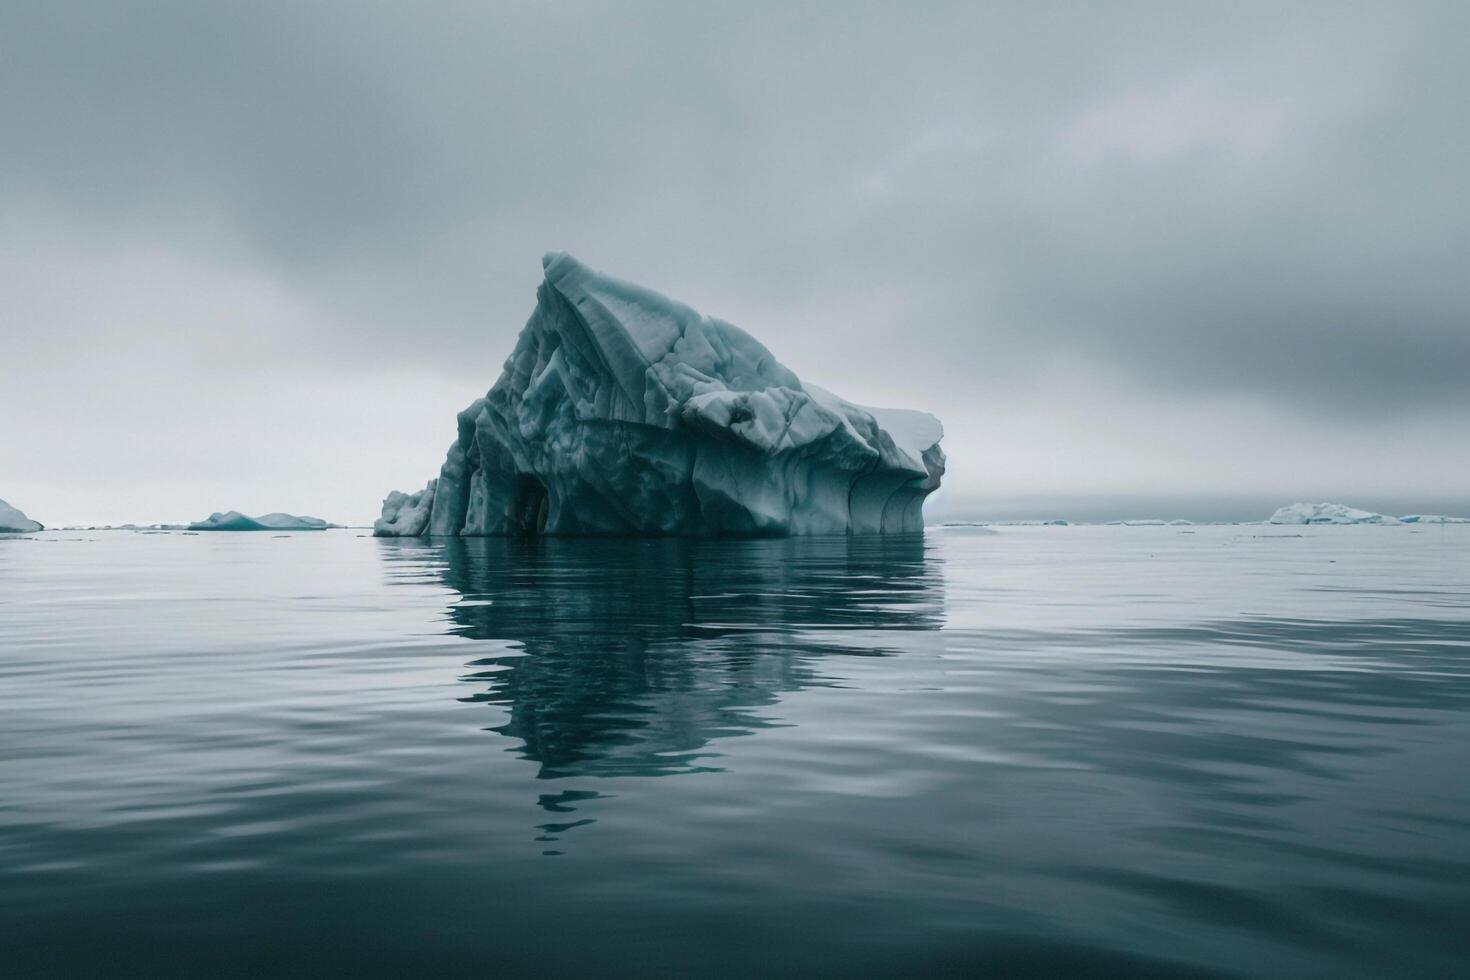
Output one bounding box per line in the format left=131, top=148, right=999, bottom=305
left=2, top=526, right=1468, bottom=977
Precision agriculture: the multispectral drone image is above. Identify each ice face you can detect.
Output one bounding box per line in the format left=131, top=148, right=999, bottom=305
left=188, top=511, right=331, bottom=531
left=0, top=498, right=43, bottom=533
left=375, top=253, right=945, bottom=537
left=1267, top=502, right=1402, bottom=525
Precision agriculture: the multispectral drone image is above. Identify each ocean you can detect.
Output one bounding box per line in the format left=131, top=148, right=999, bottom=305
left=3, top=524, right=1468, bottom=977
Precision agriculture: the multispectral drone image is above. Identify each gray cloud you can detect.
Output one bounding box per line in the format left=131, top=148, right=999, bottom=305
left=2, top=1, right=1467, bottom=520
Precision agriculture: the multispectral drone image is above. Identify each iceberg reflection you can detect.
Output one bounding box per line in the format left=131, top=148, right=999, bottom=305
left=379, top=536, right=944, bottom=780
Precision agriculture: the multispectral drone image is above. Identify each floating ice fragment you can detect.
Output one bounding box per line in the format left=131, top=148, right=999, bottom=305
left=1267, top=503, right=1402, bottom=525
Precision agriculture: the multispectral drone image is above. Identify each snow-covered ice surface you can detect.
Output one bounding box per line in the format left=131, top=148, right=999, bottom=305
left=377, top=253, right=944, bottom=537
left=189, top=511, right=332, bottom=531
left=1268, top=503, right=1403, bottom=525
left=0, top=498, right=43, bottom=533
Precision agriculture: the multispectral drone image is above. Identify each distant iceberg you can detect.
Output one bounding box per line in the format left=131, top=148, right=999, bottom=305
left=1400, top=514, right=1470, bottom=524
left=376, top=253, right=944, bottom=537
left=188, top=511, right=333, bottom=531
left=0, top=498, right=43, bottom=533
left=1267, top=503, right=1401, bottom=525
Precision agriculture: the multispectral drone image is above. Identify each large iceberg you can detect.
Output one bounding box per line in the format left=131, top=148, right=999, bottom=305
left=189, top=511, right=333, bottom=531
left=1267, top=502, right=1401, bottom=525
left=0, top=498, right=43, bottom=533
left=376, top=253, right=944, bottom=537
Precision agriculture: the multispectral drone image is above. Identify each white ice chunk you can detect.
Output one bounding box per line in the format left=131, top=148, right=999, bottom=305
left=1267, top=503, right=1402, bottom=525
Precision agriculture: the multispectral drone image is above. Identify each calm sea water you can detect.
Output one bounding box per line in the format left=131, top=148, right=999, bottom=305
left=2, top=525, right=1468, bottom=977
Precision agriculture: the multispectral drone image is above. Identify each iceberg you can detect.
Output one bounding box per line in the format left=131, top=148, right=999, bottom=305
left=1267, top=503, right=1402, bottom=525
left=373, top=481, right=437, bottom=537
left=0, top=498, right=43, bottom=533
left=376, top=253, right=944, bottom=537
left=188, top=511, right=333, bottom=531
left=252, top=513, right=334, bottom=530
left=1400, top=514, right=1470, bottom=524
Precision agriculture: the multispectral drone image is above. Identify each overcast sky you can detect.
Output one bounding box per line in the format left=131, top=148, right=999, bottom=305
left=3, top=1, right=1467, bottom=525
